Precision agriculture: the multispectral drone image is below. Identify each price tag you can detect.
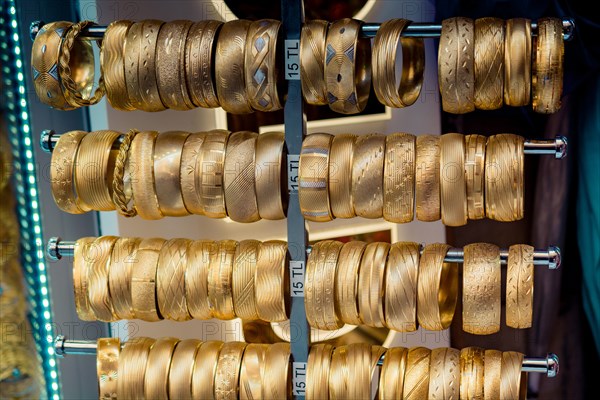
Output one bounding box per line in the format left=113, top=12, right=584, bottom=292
left=285, top=40, right=301, bottom=80
left=288, top=154, right=300, bottom=192
left=290, top=260, right=305, bottom=297
left=292, top=362, right=307, bottom=396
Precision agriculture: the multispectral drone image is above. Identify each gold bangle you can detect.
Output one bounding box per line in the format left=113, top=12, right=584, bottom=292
left=485, top=134, right=524, bottom=221
left=415, top=135, right=441, bottom=221
left=192, top=341, right=224, bottom=399
left=255, top=240, right=289, bottom=322
left=504, top=19, right=532, bottom=107
left=156, top=20, right=195, bottom=110
left=157, top=238, right=192, bottom=321
left=144, top=337, right=179, bottom=400
left=214, top=342, right=246, bottom=400
left=200, top=130, right=229, bottom=218
left=484, top=349, right=502, bottom=399
left=325, top=18, right=371, bottom=114
left=352, top=134, right=385, bottom=219
left=439, top=17, right=475, bottom=114
left=384, top=133, right=416, bottom=223
left=123, top=21, right=144, bottom=110
left=255, top=131, right=286, bottom=220
left=474, top=17, right=505, bottom=110
left=185, top=240, right=217, bottom=320
left=335, top=241, right=366, bottom=325
left=459, top=347, right=485, bottom=400
left=428, top=347, right=460, bottom=400
left=232, top=239, right=261, bottom=320
left=239, top=343, right=268, bottom=400
left=380, top=347, right=408, bottom=399
left=130, top=131, right=163, bottom=220
left=299, top=133, right=334, bottom=222
left=101, top=20, right=135, bottom=111
left=50, top=130, right=90, bottom=214
left=373, top=19, right=425, bottom=108
left=116, top=337, right=155, bottom=399
left=180, top=132, right=207, bottom=215
left=87, top=236, right=118, bottom=322
left=417, top=243, right=458, bottom=330
left=440, top=133, right=467, bottom=226
left=301, top=20, right=329, bottom=105
left=131, top=238, right=165, bottom=321
left=112, top=128, right=138, bottom=217
left=532, top=17, right=564, bottom=114
left=73, top=237, right=96, bottom=321
left=334, top=344, right=384, bottom=399
left=108, top=237, right=141, bottom=320
left=465, top=134, right=486, bottom=220
left=216, top=20, right=253, bottom=114
left=306, top=240, right=342, bottom=330
left=463, top=243, right=501, bottom=334
left=385, top=242, right=420, bottom=332
left=329, top=134, right=356, bottom=219
left=329, top=345, right=350, bottom=399
left=185, top=20, right=222, bottom=108
left=262, top=343, right=291, bottom=400
left=506, top=244, right=534, bottom=328
left=404, top=347, right=431, bottom=400
left=137, top=19, right=165, bottom=112
left=223, top=131, right=260, bottom=223
left=208, top=240, right=238, bottom=320
left=500, top=351, right=527, bottom=400
left=307, top=343, right=333, bottom=400
left=169, top=339, right=202, bottom=400
left=154, top=131, right=190, bottom=217
left=97, top=338, right=120, bottom=400
left=358, top=242, right=390, bottom=328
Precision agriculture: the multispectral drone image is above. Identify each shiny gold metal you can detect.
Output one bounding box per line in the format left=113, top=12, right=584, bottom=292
left=169, top=339, right=202, bottom=400
left=500, top=351, right=527, bottom=400
left=465, top=134, right=486, bottom=220
left=101, top=20, right=134, bottom=110
left=474, top=17, right=505, bottom=110
left=130, top=131, right=163, bottom=220
left=137, top=20, right=165, bottom=112
left=199, top=130, right=229, bottom=218
left=232, top=240, right=261, bottom=320
left=239, top=344, right=268, bottom=400
left=299, top=133, right=334, bottom=222
left=506, top=244, right=534, bottom=328
left=87, top=236, right=118, bottom=322
left=186, top=20, right=222, bottom=108
left=379, top=347, right=408, bottom=400
left=208, top=240, right=238, bottom=320
left=428, top=347, right=460, bottom=400
left=301, top=20, right=329, bottom=105
left=180, top=132, right=208, bottom=215
left=255, top=131, right=286, bottom=220
left=329, top=345, right=350, bottom=399
left=460, top=347, right=485, bottom=400
left=192, top=341, right=224, bottom=399
left=262, top=343, right=291, bottom=400
left=307, top=343, right=333, bottom=400
left=358, top=242, right=390, bottom=328
left=484, top=349, right=502, bottom=400
left=214, top=342, right=246, bottom=400
left=329, top=134, right=356, bottom=218
left=385, top=242, right=420, bottom=332
left=50, top=130, right=89, bottom=214
left=306, top=240, right=342, bottom=330
left=404, top=347, right=431, bottom=399
left=108, top=237, right=141, bottom=320
left=532, top=18, right=564, bottom=114
left=97, top=337, right=120, bottom=400
left=186, top=240, right=217, bottom=320
left=144, top=337, right=179, bottom=400
left=335, top=241, right=366, bottom=325
left=384, top=133, right=416, bottom=223
left=157, top=238, right=192, bottom=321
left=504, top=19, right=532, bottom=106
left=352, top=134, right=385, bottom=219
left=116, top=337, right=155, bottom=399
left=255, top=240, right=289, bottom=322
left=73, top=237, right=96, bottom=321
left=415, top=135, right=441, bottom=221
left=123, top=21, right=144, bottom=110
left=153, top=131, right=190, bottom=217
left=440, top=133, right=467, bottom=226
left=131, top=238, right=165, bottom=321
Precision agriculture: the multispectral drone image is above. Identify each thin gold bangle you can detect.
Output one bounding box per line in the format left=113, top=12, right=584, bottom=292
left=108, top=237, right=141, bottom=320
left=307, top=343, right=333, bottom=400
left=200, top=130, right=229, bottom=218
left=156, top=238, right=192, bottom=321
left=185, top=20, right=222, bottom=108
left=214, top=342, right=246, bottom=400
left=532, top=18, right=564, bottom=114
left=73, top=237, right=96, bottom=321
left=168, top=339, right=202, bottom=400
left=358, top=242, right=390, bottom=328
left=383, top=133, right=416, bottom=223
left=131, top=238, right=165, bottom=321
left=144, top=337, right=179, bottom=400
left=130, top=131, right=163, bottom=220
left=301, top=20, right=329, bottom=105
left=208, top=240, right=238, bottom=320
left=440, top=133, right=467, bottom=226
left=484, top=349, right=502, bottom=399
left=123, top=21, right=144, bottom=110
left=404, top=347, right=431, bottom=400
left=153, top=131, right=190, bottom=217
left=192, top=341, right=224, bottom=399
left=504, top=19, right=532, bottom=107
left=232, top=239, right=261, bottom=320
left=352, top=134, right=385, bottom=219
left=87, top=236, right=118, bottom=322
left=299, top=133, right=334, bottom=222
left=239, top=343, right=268, bottom=400
left=465, top=134, right=486, bottom=220
left=506, top=244, right=534, bottom=328
left=460, top=347, right=485, bottom=400
left=500, top=351, right=527, bottom=400
left=329, top=133, right=356, bottom=219
left=97, top=337, right=120, bottom=400
left=255, top=131, right=286, bottom=220
left=474, top=17, right=505, bottom=110
left=380, top=346, right=408, bottom=399
left=116, top=337, right=155, bottom=399
left=335, top=241, right=366, bottom=325
left=428, top=347, right=460, bottom=400
left=415, top=135, right=441, bottom=221
left=180, top=132, right=207, bottom=215
left=385, top=242, right=420, bottom=332
left=185, top=240, right=217, bottom=320
left=101, top=20, right=134, bottom=110
left=255, top=240, right=289, bottom=322
left=262, top=343, right=291, bottom=400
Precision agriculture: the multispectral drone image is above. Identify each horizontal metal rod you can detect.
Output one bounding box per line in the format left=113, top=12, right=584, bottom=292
left=46, top=237, right=561, bottom=269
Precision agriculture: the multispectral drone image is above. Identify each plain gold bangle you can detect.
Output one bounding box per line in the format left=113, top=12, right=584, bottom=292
left=116, top=337, right=155, bottom=399
left=307, top=343, right=333, bottom=400
left=185, top=20, right=222, bottom=108
left=180, top=132, right=207, bottom=215
left=169, top=339, right=202, bottom=400
left=440, top=133, right=467, bottom=227
left=474, top=17, right=505, bottom=110
left=224, top=131, right=260, bottom=223
left=384, top=242, right=420, bottom=332
left=465, top=134, right=487, bottom=220
left=199, top=130, right=229, bottom=218
left=97, top=337, right=120, bottom=400
left=415, top=135, right=441, bottom=221
left=192, top=341, right=224, bottom=399
left=506, top=244, right=534, bottom=328
left=255, top=240, right=289, bottom=322
left=404, top=347, right=431, bottom=400
left=358, top=242, right=390, bottom=328
left=329, top=344, right=350, bottom=399
left=484, top=349, right=502, bottom=400
left=532, top=17, right=564, bottom=114
left=504, top=19, right=532, bottom=107
left=383, top=133, right=416, bottom=223
left=208, top=240, right=238, bottom=320
left=352, top=134, right=385, bottom=219
left=214, top=342, right=247, bottom=400
left=239, top=343, right=268, bottom=400
left=262, top=343, right=291, bottom=400
left=131, top=238, right=165, bottom=321
left=500, top=351, right=527, bottom=400
left=299, top=133, right=334, bottom=222
left=130, top=131, right=163, bottom=220
left=73, top=237, right=96, bottom=321
left=380, top=346, right=408, bottom=400
left=335, top=241, right=366, bottom=325
left=329, top=133, right=356, bottom=218
left=144, top=337, right=179, bottom=400
left=153, top=131, right=190, bottom=217
left=87, top=236, right=118, bottom=322
left=301, top=20, right=329, bottom=105
left=156, top=238, right=192, bottom=321
left=232, top=239, right=261, bottom=320
left=348, top=344, right=386, bottom=399
left=185, top=240, right=217, bottom=320
left=107, top=237, right=141, bottom=320
left=459, top=347, right=485, bottom=400
left=137, top=20, right=165, bottom=112
left=428, top=347, right=460, bottom=400
left=100, top=20, right=134, bottom=110
left=255, top=131, right=287, bottom=220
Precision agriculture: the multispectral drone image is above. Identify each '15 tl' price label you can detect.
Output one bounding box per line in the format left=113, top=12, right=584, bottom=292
left=285, top=40, right=301, bottom=80
left=292, top=362, right=307, bottom=396
left=288, top=154, right=300, bottom=192
left=290, top=260, right=305, bottom=297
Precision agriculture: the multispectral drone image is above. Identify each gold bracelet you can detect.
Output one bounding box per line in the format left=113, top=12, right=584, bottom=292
left=373, top=19, right=425, bottom=108
left=239, top=343, right=268, bottom=400
left=329, top=345, right=350, bottom=399
left=116, top=337, right=155, bottom=399
left=180, top=132, right=207, bottom=215
left=144, top=337, right=179, bottom=400
left=87, top=236, right=118, bottom=322
left=216, top=20, right=253, bottom=114
left=358, top=242, right=390, bottom=327
left=439, top=17, right=475, bottom=114
left=325, top=18, right=371, bottom=114
left=101, top=20, right=134, bottom=111
left=73, top=237, right=96, bottom=321
left=192, top=341, right=224, bottom=399
left=345, top=344, right=385, bottom=399
left=463, top=243, right=501, bottom=334
left=415, top=135, right=441, bottom=221
left=329, top=134, right=355, bottom=218
left=306, top=241, right=342, bottom=329
left=352, top=134, right=385, bottom=218
left=208, top=240, right=238, bottom=320
left=108, top=237, right=141, bottom=320
left=223, top=131, right=260, bottom=223
left=485, top=134, right=524, bottom=221
left=507, top=244, right=534, bottom=328
left=474, top=17, right=505, bottom=110
left=440, top=133, right=467, bottom=226
left=262, top=343, right=291, bottom=400
left=465, top=134, right=486, bottom=220
left=500, top=351, right=527, bottom=400
left=130, top=131, right=163, bottom=220
left=169, top=339, right=202, bottom=400
left=96, top=337, right=120, bottom=400
left=186, top=20, right=222, bottom=108
left=131, top=238, right=165, bottom=321
left=255, top=240, right=289, bottom=322
left=532, top=17, right=564, bottom=114
left=299, top=133, right=334, bottom=222
left=214, top=342, right=247, bottom=400
left=301, top=20, right=329, bottom=105
left=137, top=20, right=165, bottom=112
left=123, top=21, right=144, bottom=110
left=428, top=347, right=460, bottom=400
left=459, top=347, right=485, bottom=400
left=154, top=131, right=190, bottom=217
left=385, top=242, right=420, bottom=332
left=200, top=130, right=229, bottom=218
left=157, top=238, right=192, bottom=321
left=255, top=131, right=286, bottom=220
left=232, top=239, right=261, bottom=320
left=380, top=347, right=408, bottom=399
left=186, top=240, right=217, bottom=320
left=335, top=241, right=366, bottom=325
left=384, top=133, right=416, bottom=223
left=484, top=349, right=502, bottom=399
left=307, top=343, right=333, bottom=400
left=504, top=19, right=532, bottom=107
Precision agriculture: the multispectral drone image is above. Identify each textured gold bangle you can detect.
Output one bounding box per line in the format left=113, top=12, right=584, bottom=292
left=186, top=240, right=217, bottom=320
left=73, top=237, right=96, bottom=321
left=485, top=134, right=524, bottom=221
left=299, top=133, right=334, bottom=222
left=335, top=241, right=366, bottom=325
left=328, top=134, right=355, bottom=218
left=352, top=134, right=385, bottom=219
left=440, top=133, right=467, bottom=226
left=137, top=19, right=165, bottom=112
left=239, top=343, right=268, bottom=400
left=157, top=238, right=191, bottom=321
left=463, top=243, right=501, bottom=334
left=415, top=135, right=441, bottom=221
left=50, top=130, right=89, bottom=214
left=214, top=342, right=246, bottom=400
left=474, top=17, right=505, bottom=110
left=108, top=237, right=141, bottom=320
left=439, top=17, right=475, bottom=114
left=262, top=343, right=291, bottom=400
left=256, top=131, right=286, bottom=220
left=484, top=349, right=502, bottom=399
left=116, top=337, right=155, bottom=399
left=301, top=20, right=329, bottom=105
left=169, top=339, right=202, bottom=400
left=131, top=238, right=165, bottom=321
left=307, top=343, right=333, bottom=400
left=180, top=132, right=207, bottom=215
left=255, top=240, right=289, bottom=322
left=325, top=18, right=371, bottom=114
left=428, top=347, right=460, bottom=400
left=216, top=20, right=253, bottom=114
left=200, top=130, right=229, bottom=218
left=232, top=239, right=261, bottom=320
left=358, top=242, right=390, bottom=328
left=306, top=240, right=342, bottom=330
left=144, top=337, right=179, bottom=400
left=465, top=134, right=486, bottom=220
left=192, top=341, right=224, bottom=399
left=532, top=17, right=564, bottom=114
left=208, top=240, right=238, bottom=320
left=459, top=347, right=485, bottom=400
left=101, top=20, right=134, bottom=111
left=384, top=133, right=416, bottom=223
left=186, top=20, right=222, bottom=108
left=417, top=243, right=458, bottom=330
left=154, top=131, right=190, bottom=217
left=97, top=338, right=120, bottom=400
left=87, top=236, right=118, bottom=322
left=385, top=242, right=420, bottom=332
left=329, top=344, right=350, bottom=399
left=333, top=344, right=385, bottom=399
left=123, top=21, right=144, bottom=110
left=404, top=347, right=431, bottom=399
left=380, top=347, right=408, bottom=400
left=500, top=351, right=527, bottom=400
left=224, top=131, right=260, bottom=223
left=504, top=19, right=532, bottom=107
left=507, top=244, right=534, bottom=328
left=373, top=19, right=425, bottom=108
left=130, top=131, right=163, bottom=220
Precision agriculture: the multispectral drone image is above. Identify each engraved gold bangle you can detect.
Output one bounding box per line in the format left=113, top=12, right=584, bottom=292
left=532, top=17, right=564, bottom=114
left=307, top=343, right=333, bottom=400
left=463, top=243, right=501, bottom=334
left=474, top=17, right=505, bottom=110
left=224, top=131, right=260, bottom=223
left=180, top=132, right=207, bottom=215
left=157, top=238, right=192, bottom=321
left=500, top=351, right=527, bottom=400
left=97, top=338, right=120, bottom=400
left=373, top=19, right=425, bottom=108
left=214, top=342, right=246, bottom=400
left=352, top=134, right=385, bottom=219
left=504, top=19, right=532, bottom=107
left=232, top=239, right=261, bottom=320
left=131, top=238, right=165, bottom=321
left=123, top=21, right=144, bottom=110
left=108, top=237, right=141, bottom=320
left=262, top=343, right=291, bottom=400
left=130, top=131, right=163, bottom=220
left=208, top=240, right=238, bottom=320
left=335, top=241, right=366, bottom=325
left=415, top=135, right=441, bottom=221
left=301, top=20, right=329, bottom=105
left=358, top=242, right=390, bottom=328
left=439, top=17, right=475, bottom=114
left=101, top=20, right=134, bottom=111
left=73, top=237, right=96, bottom=321
left=329, top=133, right=355, bottom=218
left=255, top=131, right=286, bottom=220
left=465, top=134, right=486, bottom=220
left=325, top=18, right=371, bottom=114
left=153, top=131, right=190, bottom=217
left=329, top=345, right=350, bottom=399
left=484, top=349, right=502, bottom=400
left=192, top=341, right=224, bottom=400
left=116, top=337, right=155, bottom=399
left=299, top=133, right=334, bottom=222
left=380, top=347, right=408, bottom=400
left=459, top=347, right=485, bottom=400
left=200, top=130, right=229, bottom=218
left=144, top=337, right=179, bottom=400
left=352, top=344, right=386, bottom=399
left=255, top=240, right=289, bottom=322
left=440, top=133, right=467, bottom=226
left=240, top=344, right=268, bottom=400
left=186, top=20, right=222, bottom=108
left=507, top=244, right=534, bottom=328
left=87, top=236, right=118, bottom=322
left=186, top=240, right=217, bottom=320
left=428, top=347, right=460, bottom=400
left=216, top=20, right=253, bottom=114
left=384, top=133, right=416, bottom=223
left=385, top=242, right=420, bottom=332
left=306, top=240, right=342, bottom=330
left=404, top=347, right=431, bottom=400
left=169, top=339, right=202, bottom=400
left=137, top=19, right=165, bottom=112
